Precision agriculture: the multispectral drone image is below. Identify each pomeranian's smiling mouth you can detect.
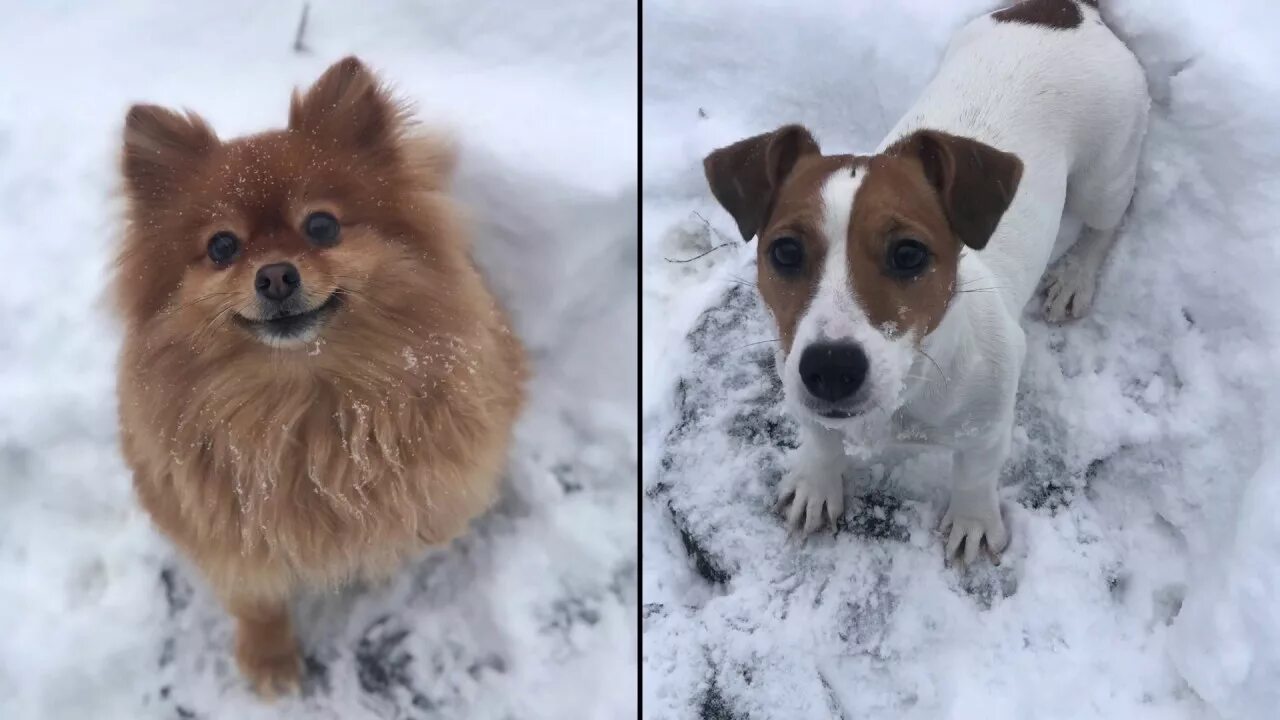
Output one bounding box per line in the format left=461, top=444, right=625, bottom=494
left=234, top=292, right=343, bottom=346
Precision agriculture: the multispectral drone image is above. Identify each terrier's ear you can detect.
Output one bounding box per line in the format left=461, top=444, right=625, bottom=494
left=703, top=124, right=820, bottom=241
left=889, top=129, right=1022, bottom=250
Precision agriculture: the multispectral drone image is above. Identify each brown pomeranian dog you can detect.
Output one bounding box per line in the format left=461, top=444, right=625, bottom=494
left=113, top=57, right=526, bottom=696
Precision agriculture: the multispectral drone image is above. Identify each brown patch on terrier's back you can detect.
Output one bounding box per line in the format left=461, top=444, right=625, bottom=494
left=992, top=0, right=1087, bottom=30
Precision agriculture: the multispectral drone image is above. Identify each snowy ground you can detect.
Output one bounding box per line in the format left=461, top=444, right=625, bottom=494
left=642, top=1, right=1280, bottom=718
left=0, top=2, right=636, bottom=719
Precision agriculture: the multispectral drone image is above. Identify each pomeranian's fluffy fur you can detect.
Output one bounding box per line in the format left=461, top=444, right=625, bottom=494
left=114, top=57, right=526, bottom=695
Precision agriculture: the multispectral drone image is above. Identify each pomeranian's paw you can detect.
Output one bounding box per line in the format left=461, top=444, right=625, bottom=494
left=233, top=615, right=302, bottom=699
left=1041, top=259, right=1096, bottom=323
left=236, top=641, right=302, bottom=699
left=939, top=498, right=1008, bottom=566
left=775, top=466, right=845, bottom=536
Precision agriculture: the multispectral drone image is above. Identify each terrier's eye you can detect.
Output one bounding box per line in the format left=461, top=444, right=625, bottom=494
left=207, top=232, right=240, bottom=265
left=886, top=238, right=930, bottom=278
left=303, top=211, right=341, bottom=246
left=769, top=236, right=804, bottom=272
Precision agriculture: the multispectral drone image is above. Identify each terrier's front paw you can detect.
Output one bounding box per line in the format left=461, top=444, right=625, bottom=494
left=940, top=501, right=1008, bottom=566
left=1041, top=260, right=1096, bottom=323
left=775, top=468, right=844, bottom=536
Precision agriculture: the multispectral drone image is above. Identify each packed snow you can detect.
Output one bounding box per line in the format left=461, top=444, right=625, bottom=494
left=0, top=1, right=636, bottom=718
left=642, top=1, right=1280, bottom=718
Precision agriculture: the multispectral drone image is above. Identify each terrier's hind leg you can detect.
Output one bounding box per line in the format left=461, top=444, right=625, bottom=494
left=1041, top=224, right=1120, bottom=323
left=1044, top=150, right=1139, bottom=323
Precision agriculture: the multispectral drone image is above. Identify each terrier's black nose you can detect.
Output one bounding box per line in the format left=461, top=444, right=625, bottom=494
left=799, top=342, right=869, bottom=402
left=255, top=262, right=301, bottom=302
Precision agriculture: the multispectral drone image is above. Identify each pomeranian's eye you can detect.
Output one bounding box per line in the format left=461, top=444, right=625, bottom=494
left=303, top=211, right=341, bottom=246
left=207, top=232, right=240, bottom=265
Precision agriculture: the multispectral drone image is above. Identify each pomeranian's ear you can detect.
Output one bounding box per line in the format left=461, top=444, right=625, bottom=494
left=289, top=57, right=404, bottom=152
left=122, top=105, right=217, bottom=201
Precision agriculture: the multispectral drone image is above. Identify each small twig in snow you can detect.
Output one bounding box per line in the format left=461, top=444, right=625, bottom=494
left=664, top=243, right=732, bottom=264
left=293, top=3, right=311, bottom=54
left=691, top=210, right=737, bottom=245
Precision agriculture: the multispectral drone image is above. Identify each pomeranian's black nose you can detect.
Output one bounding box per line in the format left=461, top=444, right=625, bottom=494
left=799, top=342, right=869, bottom=403
left=255, top=262, right=301, bottom=302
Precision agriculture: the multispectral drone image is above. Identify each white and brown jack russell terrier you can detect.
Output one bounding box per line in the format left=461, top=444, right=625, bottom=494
left=703, top=0, right=1149, bottom=564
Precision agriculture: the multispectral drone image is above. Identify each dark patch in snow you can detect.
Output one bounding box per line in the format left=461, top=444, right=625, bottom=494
left=726, top=399, right=798, bottom=450
left=1085, top=457, right=1105, bottom=482
left=699, top=668, right=745, bottom=720
left=1107, top=566, right=1130, bottom=602
left=841, top=491, right=910, bottom=542
left=836, top=571, right=897, bottom=656
left=670, top=503, right=732, bottom=585
left=159, top=565, right=193, bottom=617
left=665, top=377, right=704, bottom=457
left=1018, top=470, right=1075, bottom=510
left=466, top=653, right=507, bottom=679
left=542, top=594, right=603, bottom=633
left=412, top=692, right=438, bottom=711
left=552, top=461, right=583, bottom=494
left=686, top=285, right=745, bottom=348
left=818, top=670, right=852, bottom=720
left=658, top=452, right=676, bottom=473
left=354, top=616, right=414, bottom=697
left=1153, top=584, right=1186, bottom=626
left=958, top=561, right=1020, bottom=610
left=302, top=653, right=331, bottom=697
left=158, top=637, right=175, bottom=668
left=1010, top=386, right=1081, bottom=511
left=609, top=560, right=638, bottom=601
